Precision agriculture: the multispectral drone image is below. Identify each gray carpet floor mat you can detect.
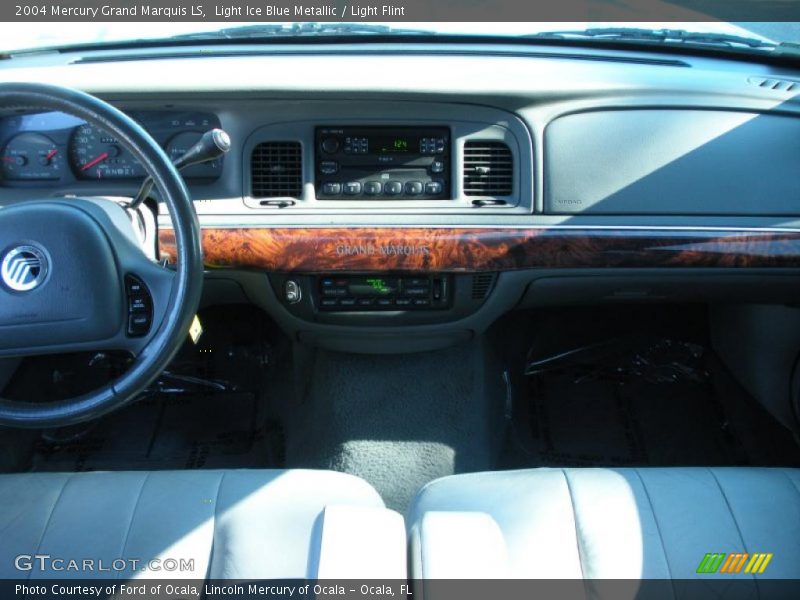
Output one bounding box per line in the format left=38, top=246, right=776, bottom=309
left=283, top=342, right=505, bottom=513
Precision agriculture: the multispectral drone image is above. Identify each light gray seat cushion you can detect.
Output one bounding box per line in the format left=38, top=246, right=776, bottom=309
left=408, top=467, right=800, bottom=579
left=0, top=469, right=390, bottom=579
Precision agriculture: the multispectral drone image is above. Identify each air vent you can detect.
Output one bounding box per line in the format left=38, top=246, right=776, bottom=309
left=251, top=141, right=302, bottom=198
left=463, top=141, right=513, bottom=196
left=471, top=273, right=496, bottom=300
left=748, top=76, right=799, bottom=92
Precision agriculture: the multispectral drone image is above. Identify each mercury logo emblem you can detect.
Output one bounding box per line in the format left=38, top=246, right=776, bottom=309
left=1, top=245, right=48, bottom=292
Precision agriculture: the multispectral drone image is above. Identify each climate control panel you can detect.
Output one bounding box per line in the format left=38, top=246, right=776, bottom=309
left=315, top=126, right=451, bottom=200
left=316, top=275, right=450, bottom=310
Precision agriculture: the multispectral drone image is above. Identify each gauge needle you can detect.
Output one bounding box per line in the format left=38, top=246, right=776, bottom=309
left=81, top=151, right=109, bottom=171
left=45, top=149, right=58, bottom=160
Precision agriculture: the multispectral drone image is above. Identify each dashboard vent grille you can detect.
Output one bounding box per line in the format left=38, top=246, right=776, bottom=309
left=463, top=141, right=513, bottom=196
left=748, top=76, right=799, bottom=92
left=251, top=141, right=302, bottom=198
left=471, top=273, right=496, bottom=300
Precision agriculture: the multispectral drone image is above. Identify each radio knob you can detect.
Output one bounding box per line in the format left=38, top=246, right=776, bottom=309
left=321, top=137, right=340, bottom=154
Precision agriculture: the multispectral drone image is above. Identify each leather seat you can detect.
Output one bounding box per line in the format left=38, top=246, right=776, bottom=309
left=408, top=467, right=800, bottom=579
left=0, top=469, right=405, bottom=580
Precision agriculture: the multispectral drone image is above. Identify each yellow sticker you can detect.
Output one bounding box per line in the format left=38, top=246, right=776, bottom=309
left=189, top=314, right=203, bottom=345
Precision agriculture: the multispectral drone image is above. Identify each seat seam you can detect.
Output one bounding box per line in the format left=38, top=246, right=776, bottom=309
left=27, top=473, right=73, bottom=582
left=416, top=522, right=427, bottom=580
left=708, top=468, right=760, bottom=599
left=708, top=468, right=749, bottom=554
left=632, top=469, right=676, bottom=599
left=115, top=472, right=151, bottom=581
left=781, top=469, right=800, bottom=499
left=561, top=469, right=589, bottom=588
left=206, top=471, right=227, bottom=580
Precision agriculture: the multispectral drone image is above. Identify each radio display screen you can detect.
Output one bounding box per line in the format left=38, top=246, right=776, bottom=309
left=347, top=278, right=400, bottom=296
left=374, top=136, right=412, bottom=154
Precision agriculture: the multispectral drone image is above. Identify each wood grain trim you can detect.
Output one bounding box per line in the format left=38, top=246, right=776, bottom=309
left=158, top=227, right=800, bottom=273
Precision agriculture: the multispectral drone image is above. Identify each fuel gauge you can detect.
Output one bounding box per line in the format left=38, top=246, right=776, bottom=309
left=1, top=133, right=64, bottom=180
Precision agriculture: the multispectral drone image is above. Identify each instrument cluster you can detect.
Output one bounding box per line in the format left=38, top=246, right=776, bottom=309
left=0, top=110, right=222, bottom=186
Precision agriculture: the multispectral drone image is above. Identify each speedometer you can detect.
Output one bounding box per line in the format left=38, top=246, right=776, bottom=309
left=69, top=124, right=145, bottom=179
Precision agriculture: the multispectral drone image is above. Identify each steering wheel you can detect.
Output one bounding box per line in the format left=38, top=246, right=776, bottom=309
left=0, top=83, right=203, bottom=428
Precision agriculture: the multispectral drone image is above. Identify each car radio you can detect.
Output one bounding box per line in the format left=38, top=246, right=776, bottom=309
left=315, top=126, right=451, bottom=200
left=316, top=275, right=451, bottom=310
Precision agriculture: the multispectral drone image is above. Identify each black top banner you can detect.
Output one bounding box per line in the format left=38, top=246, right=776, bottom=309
left=3, top=0, right=800, bottom=23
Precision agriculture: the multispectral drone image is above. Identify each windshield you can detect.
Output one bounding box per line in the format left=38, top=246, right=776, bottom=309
left=0, top=21, right=797, bottom=54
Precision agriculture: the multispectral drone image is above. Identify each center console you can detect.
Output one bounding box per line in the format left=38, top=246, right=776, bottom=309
left=315, top=126, right=451, bottom=200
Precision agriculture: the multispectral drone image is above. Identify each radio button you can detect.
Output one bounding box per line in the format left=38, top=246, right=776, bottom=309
left=377, top=298, right=394, bottom=307
left=364, top=181, right=383, bottom=195
left=322, top=182, right=342, bottom=195
left=384, top=181, right=403, bottom=195
left=425, top=181, right=443, bottom=195
left=405, top=181, right=424, bottom=195
left=395, top=298, right=413, bottom=307
left=321, top=137, right=340, bottom=154
left=344, top=181, right=362, bottom=195
left=413, top=298, right=432, bottom=307
left=319, top=161, right=339, bottom=175
left=357, top=298, right=375, bottom=307
left=340, top=298, right=357, bottom=307
left=320, top=298, right=339, bottom=308
left=430, top=160, right=445, bottom=174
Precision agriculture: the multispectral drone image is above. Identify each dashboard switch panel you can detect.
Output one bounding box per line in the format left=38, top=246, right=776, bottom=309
left=315, top=126, right=451, bottom=200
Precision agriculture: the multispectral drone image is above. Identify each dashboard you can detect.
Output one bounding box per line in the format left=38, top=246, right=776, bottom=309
left=1, top=42, right=800, bottom=352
